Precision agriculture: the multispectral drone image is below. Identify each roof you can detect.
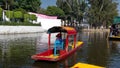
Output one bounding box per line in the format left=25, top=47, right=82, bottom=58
left=47, top=26, right=77, bottom=35
left=113, top=16, right=120, bottom=24
left=29, top=12, right=57, bottom=19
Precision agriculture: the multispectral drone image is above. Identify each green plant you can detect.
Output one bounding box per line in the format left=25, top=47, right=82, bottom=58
left=29, top=14, right=37, bottom=21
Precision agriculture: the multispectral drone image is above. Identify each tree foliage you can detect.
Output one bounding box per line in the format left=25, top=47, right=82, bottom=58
left=24, top=14, right=30, bottom=22
left=56, top=0, right=87, bottom=23
left=87, top=0, right=118, bottom=27
left=0, top=0, right=41, bottom=12
left=14, top=11, right=23, bottom=19
left=0, top=7, right=3, bottom=19
left=2, top=0, right=14, bottom=9
left=16, top=0, right=41, bottom=12
left=29, top=14, right=37, bottom=21
left=45, top=6, right=65, bottom=16
left=6, top=10, right=14, bottom=19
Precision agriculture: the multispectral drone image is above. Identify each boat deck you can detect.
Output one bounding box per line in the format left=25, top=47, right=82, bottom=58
left=31, top=41, right=83, bottom=61
left=71, top=62, right=104, bottom=68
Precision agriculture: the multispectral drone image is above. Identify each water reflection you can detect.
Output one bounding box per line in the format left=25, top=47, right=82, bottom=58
left=107, top=41, right=120, bottom=68
left=32, top=61, right=59, bottom=68
left=0, top=33, right=39, bottom=68
left=0, top=32, right=120, bottom=68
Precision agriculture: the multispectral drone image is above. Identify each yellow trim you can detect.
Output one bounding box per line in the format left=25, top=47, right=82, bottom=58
left=110, top=36, right=120, bottom=38
left=37, top=54, right=59, bottom=59
left=63, top=27, right=75, bottom=31
left=71, top=41, right=83, bottom=49
left=71, top=63, right=104, bottom=68
left=49, top=54, right=59, bottom=58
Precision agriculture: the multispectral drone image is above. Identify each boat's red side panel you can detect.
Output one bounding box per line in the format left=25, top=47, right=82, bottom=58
left=57, top=42, right=84, bottom=61
left=31, top=42, right=83, bottom=62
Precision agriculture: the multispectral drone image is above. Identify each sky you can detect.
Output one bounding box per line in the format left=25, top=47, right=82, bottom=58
left=41, top=0, right=56, bottom=9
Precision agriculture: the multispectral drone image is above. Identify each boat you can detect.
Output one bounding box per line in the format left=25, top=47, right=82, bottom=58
left=108, top=16, right=120, bottom=40
left=31, top=26, right=83, bottom=62
left=71, top=62, right=104, bottom=68
left=108, top=36, right=120, bottom=40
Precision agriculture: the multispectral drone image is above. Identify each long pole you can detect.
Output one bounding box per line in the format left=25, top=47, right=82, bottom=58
left=48, top=34, right=51, bottom=49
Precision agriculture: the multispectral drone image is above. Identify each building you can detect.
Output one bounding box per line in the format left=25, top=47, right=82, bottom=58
left=29, top=12, right=61, bottom=30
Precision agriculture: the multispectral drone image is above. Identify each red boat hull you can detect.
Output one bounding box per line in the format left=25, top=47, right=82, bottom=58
left=31, top=42, right=83, bottom=62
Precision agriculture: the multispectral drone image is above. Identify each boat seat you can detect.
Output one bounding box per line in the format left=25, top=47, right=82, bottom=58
left=54, top=39, right=64, bottom=56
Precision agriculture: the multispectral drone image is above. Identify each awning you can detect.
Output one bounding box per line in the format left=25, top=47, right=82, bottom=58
left=47, top=26, right=77, bottom=35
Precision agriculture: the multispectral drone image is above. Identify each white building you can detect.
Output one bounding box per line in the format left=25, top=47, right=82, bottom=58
left=29, top=12, right=61, bottom=30
left=2, top=11, right=62, bottom=30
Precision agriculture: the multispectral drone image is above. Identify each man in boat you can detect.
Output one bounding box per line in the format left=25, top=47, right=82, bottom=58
left=110, top=24, right=119, bottom=36
left=54, top=33, right=64, bottom=56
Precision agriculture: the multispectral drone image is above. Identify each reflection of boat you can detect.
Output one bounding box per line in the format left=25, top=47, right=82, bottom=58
left=71, top=62, right=104, bottom=68
left=32, top=61, right=59, bottom=68
left=31, top=26, right=83, bottom=62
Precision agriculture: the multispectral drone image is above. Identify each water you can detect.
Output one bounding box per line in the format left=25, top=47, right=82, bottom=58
left=0, top=32, right=120, bottom=68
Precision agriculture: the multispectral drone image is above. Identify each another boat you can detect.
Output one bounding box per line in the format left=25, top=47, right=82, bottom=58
left=108, top=16, right=120, bottom=40
left=108, top=36, right=120, bottom=40
left=71, top=62, right=104, bottom=68
left=31, top=26, right=83, bottom=62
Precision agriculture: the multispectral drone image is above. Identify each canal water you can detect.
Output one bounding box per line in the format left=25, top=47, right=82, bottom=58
left=0, top=31, right=120, bottom=68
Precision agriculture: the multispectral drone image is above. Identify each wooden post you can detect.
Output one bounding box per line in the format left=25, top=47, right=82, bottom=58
left=65, top=35, right=69, bottom=51
left=48, top=34, right=51, bottom=49
left=74, top=35, right=76, bottom=48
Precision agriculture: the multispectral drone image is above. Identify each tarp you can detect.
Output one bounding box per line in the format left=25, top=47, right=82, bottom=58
left=113, top=16, right=120, bottom=24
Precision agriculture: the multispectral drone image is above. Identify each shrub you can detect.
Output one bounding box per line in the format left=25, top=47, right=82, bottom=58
left=0, top=7, right=2, bottom=20
left=5, top=10, right=14, bottom=19
left=29, top=14, right=37, bottom=21
left=24, top=14, right=30, bottom=22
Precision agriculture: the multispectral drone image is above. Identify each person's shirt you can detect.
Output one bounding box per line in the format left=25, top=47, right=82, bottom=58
left=55, top=37, right=62, bottom=43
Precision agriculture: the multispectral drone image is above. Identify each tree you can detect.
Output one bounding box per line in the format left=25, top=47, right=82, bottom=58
left=0, top=0, right=41, bottom=12
left=17, top=0, right=41, bottom=12
left=87, top=0, right=118, bottom=28
left=56, top=0, right=87, bottom=26
left=2, top=0, right=14, bottom=10
left=45, top=6, right=65, bottom=17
